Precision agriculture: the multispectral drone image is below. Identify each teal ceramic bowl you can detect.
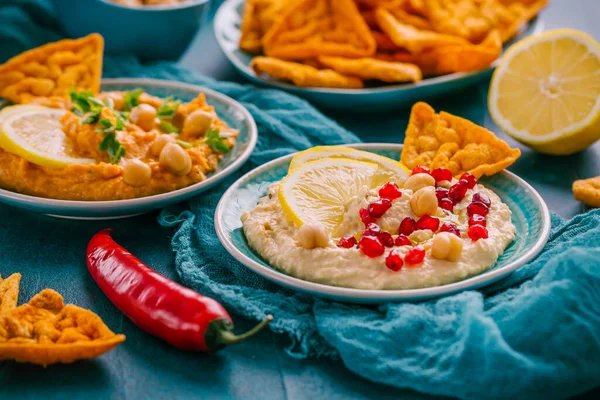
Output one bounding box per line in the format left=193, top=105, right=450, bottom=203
left=215, top=144, right=551, bottom=304
left=214, top=0, right=544, bottom=111
left=52, top=0, right=210, bottom=61
left=0, top=78, right=257, bottom=219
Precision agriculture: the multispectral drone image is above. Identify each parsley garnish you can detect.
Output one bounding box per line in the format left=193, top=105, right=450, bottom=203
left=203, top=128, right=231, bottom=153
left=160, top=120, right=180, bottom=134
left=99, top=132, right=126, bottom=164
left=80, top=109, right=101, bottom=124
left=122, top=89, right=144, bottom=111
left=176, top=139, right=192, bottom=149
left=156, top=96, right=181, bottom=118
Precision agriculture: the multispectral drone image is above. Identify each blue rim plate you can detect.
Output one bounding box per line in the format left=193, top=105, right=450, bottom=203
left=214, top=0, right=544, bottom=111
left=215, top=143, right=551, bottom=304
left=0, top=78, right=257, bottom=219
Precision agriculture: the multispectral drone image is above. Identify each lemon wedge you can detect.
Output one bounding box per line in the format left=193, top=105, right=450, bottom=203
left=0, top=105, right=96, bottom=168
left=289, top=146, right=410, bottom=186
left=489, top=29, right=600, bottom=155
left=279, top=157, right=379, bottom=231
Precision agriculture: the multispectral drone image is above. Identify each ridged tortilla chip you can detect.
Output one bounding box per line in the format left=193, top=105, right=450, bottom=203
left=401, top=102, right=521, bottom=178
left=318, top=56, right=422, bottom=83
left=251, top=56, right=364, bottom=88
left=263, top=0, right=376, bottom=60
left=239, top=0, right=287, bottom=53
left=0, top=34, right=103, bottom=104
left=0, top=287, right=125, bottom=365
left=0, top=273, right=21, bottom=314
left=375, top=8, right=468, bottom=53
left=573, top=177, right=600, bottom=208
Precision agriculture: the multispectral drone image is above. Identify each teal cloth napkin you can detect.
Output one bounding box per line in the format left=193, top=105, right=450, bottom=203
left=3, top=2, right=600, bottom=399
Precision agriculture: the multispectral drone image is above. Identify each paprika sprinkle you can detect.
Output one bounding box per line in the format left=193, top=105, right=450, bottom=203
left=86, top=229, right=272, bottom=352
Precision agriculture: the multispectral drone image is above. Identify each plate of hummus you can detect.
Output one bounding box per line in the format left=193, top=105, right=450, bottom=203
left=215, top=143, right=550, bottom=303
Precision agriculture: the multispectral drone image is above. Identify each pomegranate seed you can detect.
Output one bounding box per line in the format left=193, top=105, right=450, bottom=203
left=411, top=165, right=430, bottom=175
left=435, top=187, right=449, bottom=200
left=468, top=225, right=488, bottom=241
left=360, top=207, right=373, bottom=225
left=359, top=236, right=385, bottom=257
left=394, top=234, right=412, bottom=246
left=430, top=168, right=453, bottom=182
left=368, top=198, right=392, bottom=219
left=337, top=236, right=357, bottom=248
left=439, top=198, right=454, bottom=212
left=379, top=231, right=394, bottom=247
left=467, top=202, right=489, bottom=217
left=439, top=223, right=460, bottom=236
left=385, top=250, right=404, bottom=271
left=399, top=217, right=417, bottom=236
left=460, top=173, right=477, bottom=189
left=405, top=247, right=425, bottom=266
left=416, top=215, right=440, bottom=231
left=448, top=180, right=469, bottom=202
left=363, top=223, right=381, bottom=237
left=469, top=214, right=487, bottom=227
left=379, top=182, right=402, bottom=201
left=472, top=193, right=491, bottom=207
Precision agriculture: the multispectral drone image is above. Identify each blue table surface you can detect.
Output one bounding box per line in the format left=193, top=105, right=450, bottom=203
left=2, top=1, right=600, bottom=399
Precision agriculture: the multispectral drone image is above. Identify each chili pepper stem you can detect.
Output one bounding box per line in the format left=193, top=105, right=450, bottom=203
left=216, top=315, right=273, bottom=346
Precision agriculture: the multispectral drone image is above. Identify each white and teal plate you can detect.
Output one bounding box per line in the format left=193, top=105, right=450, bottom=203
left=0, top=78, right=257, bottom=219
left=215, top=143, right=551, bottom=303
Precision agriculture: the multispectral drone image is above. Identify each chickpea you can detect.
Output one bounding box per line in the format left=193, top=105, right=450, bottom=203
left=431, top=232, right=463, bottom=262
left=404, top=173, right=435, bottom=193
left=123, top=159, right=152, bottom=187
left=159, top=143, right=192, bottom=176
left=150, top=134, right=176, bottom=157
left=410, top=186, right=438, bottom=217
left=295, top=222, right=330, bottom=249
left=130, top=103, right=157, bottom=131
left=183, top=110, right=213, bottom=138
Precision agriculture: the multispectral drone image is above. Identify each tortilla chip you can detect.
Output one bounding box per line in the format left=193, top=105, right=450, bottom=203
left=499, top=0, right=548, bottom=42
left=573, top=177, right=600, bottom=208
left=0, top=286, right=125, bottom=365
left=0, top=34, right=103, bottom=104
left=318, top=56, right=422, bottom=83
left=263, top=0, right=376, bottom=60
left=401, top=102, right=521, bottom=178
left=371, top=31, right=404, bottom=51
left=385, top=6, right=432, bottom=30
left=375, top=8, right=468, bottom=53
left=0, top=273, right=21, bottom=314
left=250, top=56, right=364, bottom=88
left=239, top=0, right=287, bottom=53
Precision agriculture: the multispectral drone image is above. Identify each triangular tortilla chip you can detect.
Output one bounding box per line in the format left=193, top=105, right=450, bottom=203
left=263, top=0, right=376, bottom=60
left=499, top=0, right=548, bottom=42
left=0, top=34, right=103, bottom=104
left=401, top=102, right=520, bottom=178
left=375, top=8, right=468, bottom=53
left=239, top=0, right=287, bottom=53
left=0, top=288, right=125, bottom=365
left=318, top=56, right=422, bottom=83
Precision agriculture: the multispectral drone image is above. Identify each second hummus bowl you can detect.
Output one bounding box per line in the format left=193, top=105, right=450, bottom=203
left=215, top=143, right=551, bottom=304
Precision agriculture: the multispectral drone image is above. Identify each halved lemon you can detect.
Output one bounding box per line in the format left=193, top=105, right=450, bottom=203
left=489, top=29, right=600, bottom=155
left=279, top=157, right=379, bottom=231
left=0, top=105, right=96, bottom=168
left=289, top=146, right=410, bottom=186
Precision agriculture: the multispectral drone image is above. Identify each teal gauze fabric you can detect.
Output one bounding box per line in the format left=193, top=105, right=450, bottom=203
left=2, top=1, right=600, bottom=399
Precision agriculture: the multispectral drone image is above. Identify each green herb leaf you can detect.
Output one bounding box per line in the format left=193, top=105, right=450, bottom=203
left=160, top=120, right=180, bottom=133
left=99, top=132, right=126, bottom=164
left=176, top=139, right=192, bottom=149
left=95, top=118, right=113, bottom=132
left=122, top=89, right=144, bottom=111
left=81, top=109, right=101, bottom=124
left=104, top=97, right=115, bottom=110
left=156, top=96, right=181, bottom=118
left=115, top=117, right=125, bottom=131
left=204, top=128, right=231, bottom=153
left=69, top=88, right=94, bottom=114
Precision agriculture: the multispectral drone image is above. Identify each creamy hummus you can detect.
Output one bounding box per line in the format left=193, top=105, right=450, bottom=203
left=241, top=180, right=515, bottom=290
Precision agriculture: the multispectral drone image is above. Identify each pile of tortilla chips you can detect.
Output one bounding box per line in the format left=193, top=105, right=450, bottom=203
left=0, top=273, right=125, bottom=365
left=240, top=0, right=548, bottom=88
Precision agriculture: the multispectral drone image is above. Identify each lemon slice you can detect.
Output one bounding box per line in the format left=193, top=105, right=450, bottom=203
left=489, top=29, right=600, bottom=155
left=279, top=157, right=379, bottom=231
left=289, top=146, right=410, bottom=186
left=0, top=105, right=96, bottom=168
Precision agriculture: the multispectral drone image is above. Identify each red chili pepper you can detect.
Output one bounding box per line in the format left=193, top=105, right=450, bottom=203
left=86, top=229, right=272, bottom=352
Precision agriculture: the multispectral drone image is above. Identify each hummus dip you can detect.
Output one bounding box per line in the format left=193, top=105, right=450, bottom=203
left=241, top=176, right=516, bottom=290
